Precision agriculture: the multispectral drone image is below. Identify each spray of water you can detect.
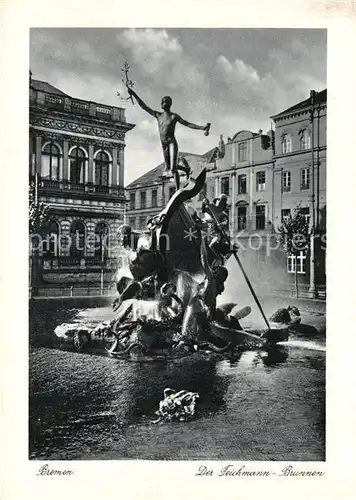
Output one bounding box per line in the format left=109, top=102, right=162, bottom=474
left=130, top=300, right=161, bottom=321
left=279, top=340, right=326, bottom=352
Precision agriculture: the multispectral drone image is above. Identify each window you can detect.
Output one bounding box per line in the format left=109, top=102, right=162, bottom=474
left=128, top=217, right=136, bottom=230
left=238, top=142, right=247, bottom=162
left=238, top=174, right=247, bottom=194
left=151, top=189, right=158, bottom=207
left=129, top=192, right=136, bottom=210
left=41, top=143, right=61, bottom=180
left=140, top=191, right=146, bottom=208
left=139, top=216, right=146, bottom=230
left=299, top=207, right=310, bottom=225
left=237, top=206, right=247, bottom=231
left=282, top=170, right=291, bottom=192
left=256, top=205, right=266, bottom=230
left=300, top=129, right=311, bottom=150
left=282, top=134, right=292, bottom=154
left=221, top=176, right=230, bottom=196
left=256, top=171, right=266, bottom=192
left=94, top=222, right=109, bottom=259
left=287, top=251, right=307, bottom=274
left=94, top=150, right=110, bottom=187
left=301, top=168, right=310, bottom=190
left=69, top=147, right=86, bottom=184
left=43, top=220, right=59, bottom=257
left=281, top=209, right=291, bottom=224
left=169, top=186, right=176, bottom=199
left=70, top=220, right=85, bottom=258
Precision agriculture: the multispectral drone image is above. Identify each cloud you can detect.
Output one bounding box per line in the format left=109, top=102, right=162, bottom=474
left=215, top=50, right=326, bottom=122
left=117, top=28, right=207, bottom=91
left=217, top=55, right=260, bottom=84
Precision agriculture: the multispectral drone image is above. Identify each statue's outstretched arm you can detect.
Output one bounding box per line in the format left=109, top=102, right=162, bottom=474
left=176, top=115, right=211, bottom=135
left=177, top=115, right=207, bottom=131
left=128, top=88, right=157, bottom=117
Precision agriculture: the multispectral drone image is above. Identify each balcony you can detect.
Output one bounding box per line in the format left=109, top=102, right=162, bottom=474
left=38, top=178, right=125, bottom=199
left=30, top=89, right=126, bottom=123
left=41, top=256, right=118, bottom=270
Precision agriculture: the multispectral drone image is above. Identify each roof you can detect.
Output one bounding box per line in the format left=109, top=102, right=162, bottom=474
left=31, top=79, right=71, bottom=97
left=272, top=89, right=327, bottom=119
left=201, top=146, right=219, bottom=163
left=126, top=151, right=212, bottom=189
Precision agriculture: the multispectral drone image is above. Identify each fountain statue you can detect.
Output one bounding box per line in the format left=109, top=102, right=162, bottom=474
left=54, top=64, right=290, bottom=358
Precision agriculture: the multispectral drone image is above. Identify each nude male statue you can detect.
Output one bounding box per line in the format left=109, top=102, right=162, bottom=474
left=127, top=86, right=210, bottom=188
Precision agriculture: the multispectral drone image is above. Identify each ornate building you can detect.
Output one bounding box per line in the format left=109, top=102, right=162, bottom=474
left=29, top=73, right=135, bottom=286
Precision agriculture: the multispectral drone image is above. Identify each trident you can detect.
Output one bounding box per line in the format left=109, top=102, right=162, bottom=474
left=117, top=61, right=135, bottom=105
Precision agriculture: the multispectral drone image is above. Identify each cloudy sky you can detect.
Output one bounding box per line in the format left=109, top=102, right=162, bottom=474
left=30, top=28, right=326, bottom=184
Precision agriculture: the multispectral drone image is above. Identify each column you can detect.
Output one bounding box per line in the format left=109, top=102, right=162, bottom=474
left=214, top=176, right=219, bottom=198
left=88, top=144, right=94, bottom=184
left=118, top=147, right=125, bottom=186
left=249, top=168, right=254, bottom=231
left=35, top=135, right=42, bottom=174
left=62, top=139, right=69, bottom=181
left=231, top=172, right=236, bottom=236
left=112, top=147, right=118, bottom=186
left=29, top=133, right=35, bottom=176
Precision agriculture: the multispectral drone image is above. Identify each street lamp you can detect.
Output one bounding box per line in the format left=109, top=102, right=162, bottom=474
left=308, top=90, right=317, bottom=298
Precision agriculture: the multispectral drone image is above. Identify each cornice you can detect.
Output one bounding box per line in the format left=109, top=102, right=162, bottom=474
left=273, top=103, right=327, bottom=123
left=31, top=129, right=126, bottom=149
left=273, top=145, right=327, bottom=160
left=30, top=104, right=135, bottom=131
left=29, top=114, right=129, bottom=141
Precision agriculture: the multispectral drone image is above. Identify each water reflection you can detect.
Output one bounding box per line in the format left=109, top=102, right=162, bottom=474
left=260, top=346, right=289, bottom=366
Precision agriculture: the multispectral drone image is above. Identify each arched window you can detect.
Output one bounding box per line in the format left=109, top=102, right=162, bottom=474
left=69, top=147, right=87, bottom=184
left=42, top=143, right=61, bottom=180
left=300, top=129, right=311, bottom=150
left=70, top=220, right=85, bottom=258
left=43, top=220, right=60, bottom=257
left=281, top=134, right=292, bottom=154
left=94, top=222, right=109, bottom=259
left=94, top=150, right=110, bottom=187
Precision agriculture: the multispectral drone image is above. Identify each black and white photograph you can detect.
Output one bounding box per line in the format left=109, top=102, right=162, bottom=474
left=27, top=27, right=328, bottom=462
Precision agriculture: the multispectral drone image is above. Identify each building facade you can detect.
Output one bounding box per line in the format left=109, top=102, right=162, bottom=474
left=208, top=130, right=275, bottom=238
left=29, top=74, right=135, bottom=286
left=271, top=89, right=327, bottom=288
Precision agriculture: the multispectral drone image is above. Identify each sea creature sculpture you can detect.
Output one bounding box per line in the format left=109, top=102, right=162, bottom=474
left=152, top=388, right=199, bottom=423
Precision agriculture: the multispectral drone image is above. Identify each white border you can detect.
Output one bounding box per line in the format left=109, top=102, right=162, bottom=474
left=1, top=2, right=356, bottom=499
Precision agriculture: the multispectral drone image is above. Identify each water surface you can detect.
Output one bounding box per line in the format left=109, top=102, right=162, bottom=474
left=29, top=304, right=325, bottom=461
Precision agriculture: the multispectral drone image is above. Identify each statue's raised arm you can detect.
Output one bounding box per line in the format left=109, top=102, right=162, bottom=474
left=127, top=87, right=158, bottom=118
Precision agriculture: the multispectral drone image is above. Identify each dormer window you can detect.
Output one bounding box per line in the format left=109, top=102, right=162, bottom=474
left=282, top=133, right=292, bottom=154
